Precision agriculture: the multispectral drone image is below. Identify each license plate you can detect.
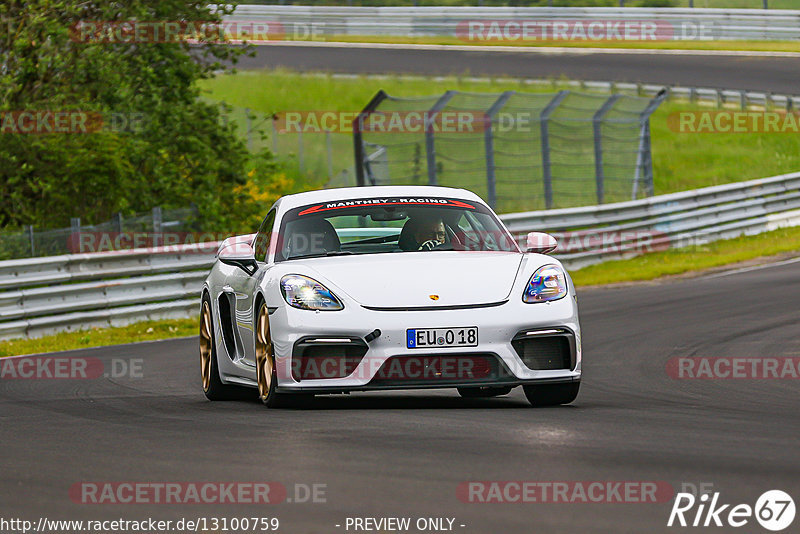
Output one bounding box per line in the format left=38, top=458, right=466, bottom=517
left=407, top=327, right=478, bottom=349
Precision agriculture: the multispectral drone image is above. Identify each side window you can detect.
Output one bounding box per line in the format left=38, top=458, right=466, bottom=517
left=253, top=210, right=276, bottom=263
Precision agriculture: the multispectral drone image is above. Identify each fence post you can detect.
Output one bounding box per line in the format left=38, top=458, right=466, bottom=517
left=425, top=90, right=457, bottom=186
left=353, top=90, right=388, bottom=187
left=632, top=123, right=647, bottom=200
left=593, top=94, right=621, bottom=206
left=540, top=90, right=569, bottom=209
left=271, top=117, right=277, bottom=153
left=26, top=225, right=35, bottom=257
left=483, top=91, right=515, bottom=211
left=152, top=207, right=162, bottom=248
left=245, top=107, right=252, bottom=151
left=642, top=120, right=655, bottom=197
left=113, top=212, right=123, bottom=234
left=326, top=130, right=334, bottom=182
left=70, top=217, right=81, bottom=253
left=633, top=89, right=668, bottom=200
left=298, top=130, right=305, bottom=173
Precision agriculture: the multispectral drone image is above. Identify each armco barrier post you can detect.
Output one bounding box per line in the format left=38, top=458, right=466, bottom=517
left=540, top=90, right=569, bottom=209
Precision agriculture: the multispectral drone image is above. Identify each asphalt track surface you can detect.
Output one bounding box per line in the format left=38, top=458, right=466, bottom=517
left=237, top=43, right=800, bottom=94
left=2, top=259, right=799, bottom=533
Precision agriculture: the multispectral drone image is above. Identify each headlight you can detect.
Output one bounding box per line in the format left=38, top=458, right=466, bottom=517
left=280, top=274, right=344, bottom=311
left=523, top=264, right=567, bottom=303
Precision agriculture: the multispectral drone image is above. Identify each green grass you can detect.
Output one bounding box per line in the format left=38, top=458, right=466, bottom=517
left=199, top=69, right=800, bottom=206
left=571, top=224, right=800, bottom=286
left=0, top=317, right=197, bottom=358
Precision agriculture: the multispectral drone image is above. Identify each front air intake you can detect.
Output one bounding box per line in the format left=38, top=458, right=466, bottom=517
left=512, top=329, right=575, bottom=371
left=291, top=337, right=368, bottom=381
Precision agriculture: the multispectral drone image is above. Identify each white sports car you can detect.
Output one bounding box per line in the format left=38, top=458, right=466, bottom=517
left=200, top=186, right=581, bottom=407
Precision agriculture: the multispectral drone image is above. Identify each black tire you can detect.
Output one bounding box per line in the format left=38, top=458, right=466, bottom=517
left=523, top=382, right=580, bottom=407
left=200, top=294, right=250, bottom=401
left=457, top=386, right=514, bottom=398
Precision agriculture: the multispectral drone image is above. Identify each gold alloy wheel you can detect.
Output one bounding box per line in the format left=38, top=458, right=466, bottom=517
left=255, top=303, right=274, bottom=401
left=199, top=300, right=213, bottom=392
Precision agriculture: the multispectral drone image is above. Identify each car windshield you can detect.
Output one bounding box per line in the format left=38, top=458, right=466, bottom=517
left=276, top=196, right=519, bottom=261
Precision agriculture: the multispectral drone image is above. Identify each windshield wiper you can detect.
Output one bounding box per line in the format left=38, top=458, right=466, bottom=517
left=288, top=251, right=355, bottom=260
left=346, top=234, right=400, bottom=245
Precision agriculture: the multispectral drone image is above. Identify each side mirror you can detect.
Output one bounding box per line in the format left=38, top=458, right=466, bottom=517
left=526, top=232, right=558, bottom=254
left=218, top=241, right=258, bottom=275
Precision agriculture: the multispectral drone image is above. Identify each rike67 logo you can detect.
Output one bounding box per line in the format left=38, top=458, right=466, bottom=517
left=668, top=490, right=795, bottom=531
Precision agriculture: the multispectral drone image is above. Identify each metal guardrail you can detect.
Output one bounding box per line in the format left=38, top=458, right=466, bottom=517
left=1, top=172, right=799, bottom=339
left=501, top=171, right=800, bottom=269
left=0, top=244, right=218, bottom=340
left=228, top=6, right=800, bottom=41
left=532, top=80, right=800, bottom=112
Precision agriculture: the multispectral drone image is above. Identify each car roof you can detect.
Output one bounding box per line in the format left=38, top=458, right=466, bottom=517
left=276, top=185, right=487, bottom=211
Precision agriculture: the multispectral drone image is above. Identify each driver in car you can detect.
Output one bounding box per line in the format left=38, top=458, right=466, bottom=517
left=410, top=216, right=447, bottom=250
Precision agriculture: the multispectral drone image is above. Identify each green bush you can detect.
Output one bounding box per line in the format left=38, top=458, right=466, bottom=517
left=0, top=1, right=283, bottom=234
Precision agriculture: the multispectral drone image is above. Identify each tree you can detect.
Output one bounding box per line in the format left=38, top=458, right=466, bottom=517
left=0, top=0, right=271, bottom=231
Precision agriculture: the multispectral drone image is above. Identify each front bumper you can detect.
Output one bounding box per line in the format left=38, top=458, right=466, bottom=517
left=270, top=294, right=581, bottom=393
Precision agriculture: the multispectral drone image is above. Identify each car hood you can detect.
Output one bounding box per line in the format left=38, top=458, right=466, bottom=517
left=292, top=251, right=524, bottom=308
